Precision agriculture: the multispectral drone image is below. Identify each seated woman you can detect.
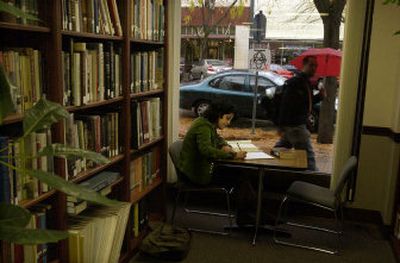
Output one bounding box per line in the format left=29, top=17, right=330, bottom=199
left=179, top=102, right=246, bottom=185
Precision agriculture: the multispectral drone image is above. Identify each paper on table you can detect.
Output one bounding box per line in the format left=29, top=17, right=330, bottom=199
left=245, top=151, right=274, bottom=160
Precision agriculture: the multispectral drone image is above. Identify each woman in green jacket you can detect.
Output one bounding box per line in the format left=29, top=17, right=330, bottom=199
left=179, top=103, right=246, bottom=185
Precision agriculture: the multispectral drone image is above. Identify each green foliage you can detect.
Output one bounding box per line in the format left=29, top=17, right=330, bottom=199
left=383, top=0, right=400, bottom=5
left=0, top=65, right=15, bottom=125
left=22, top=98, right=69, bottom=138
left=38, top=143, right=110, bottom=164
left=0, top=1, right=40, bottom=21
left=0, top=225, right=68, bottom=245
left=0, top=204, right=31, bottom=227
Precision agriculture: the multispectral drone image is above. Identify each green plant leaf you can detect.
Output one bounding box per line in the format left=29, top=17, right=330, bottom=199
left=0, top=225, right=68, bottom=245
left=23, top=169, right=122, bottom=206
left=22, top=98, right=69, bottom=138
left=395, top=30, right=400, bottom=35
left=0, top=1, right=40, bottom=21
left=38, top=144, right=109, bottom=164
left=0, top=65, right=15, bottom=125
left=0, top=203, right=31, bottom=227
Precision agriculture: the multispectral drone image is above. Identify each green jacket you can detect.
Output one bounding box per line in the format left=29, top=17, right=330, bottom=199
left=179, top=117, right=234, bottom=185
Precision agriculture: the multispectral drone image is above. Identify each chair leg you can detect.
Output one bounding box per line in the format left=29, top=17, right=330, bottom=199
left=333, top=208, right=342, bottom=254
left=273, top=195, right=289, bottom=242
left=225, top=189, right=233, bottom=235
left=171, top=188, right=181, bottom=225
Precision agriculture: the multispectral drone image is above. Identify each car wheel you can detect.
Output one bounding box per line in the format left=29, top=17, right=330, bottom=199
left=194, top=101, right=210, bottom=117
left=307, top=110, right=319, bottom=133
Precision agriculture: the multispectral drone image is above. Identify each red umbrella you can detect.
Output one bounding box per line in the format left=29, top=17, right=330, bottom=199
left=290, top=48, right=342, bottom=77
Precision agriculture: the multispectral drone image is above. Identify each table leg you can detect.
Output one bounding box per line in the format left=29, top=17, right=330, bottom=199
left=252, top=168, right=264, bottom=245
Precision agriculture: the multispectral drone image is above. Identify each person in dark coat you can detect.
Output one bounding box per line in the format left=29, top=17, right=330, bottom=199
left=275, top=55, right=326, bottom=170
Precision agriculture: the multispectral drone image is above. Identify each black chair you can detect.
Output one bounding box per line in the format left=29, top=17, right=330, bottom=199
left=169, top=140, right=234, bottom=235
left=273, top=156, right=358, bottom=254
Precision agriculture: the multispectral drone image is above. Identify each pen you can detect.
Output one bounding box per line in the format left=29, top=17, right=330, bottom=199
left=236, top=143, right=242, bottom=151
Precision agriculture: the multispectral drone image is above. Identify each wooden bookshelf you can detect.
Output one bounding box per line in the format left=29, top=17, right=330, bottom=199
left=61, top=30, right=124, bottom=41
left=131, top=136, right=165, bottom=155
left=66, top=97, right=124, bottom=112
left=19, top=189, right=57, bottom=208
left=130, top=89, right=165, bottom=99
left=70, top=154, right=124, bottom=183
left=0, top=22, right=50, bottom=32
left=1, top=113, right=24, bottom=125
left=130, top=39, right=165, bottom=46
left=0, top=0, right=168, bottom=262
left=130, top=177, right=162, bottom=204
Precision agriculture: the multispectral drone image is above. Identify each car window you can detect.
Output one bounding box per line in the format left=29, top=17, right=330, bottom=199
left=206, top=60, right=225, bottom=66
left=249, top=76, right=275, bottom=92
left=209, top=77, right=222, bottom=87
left=217, top=75, right=246, bottom=91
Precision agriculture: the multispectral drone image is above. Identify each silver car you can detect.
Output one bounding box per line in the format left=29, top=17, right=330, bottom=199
left=190, top=59, right=232, bottom=80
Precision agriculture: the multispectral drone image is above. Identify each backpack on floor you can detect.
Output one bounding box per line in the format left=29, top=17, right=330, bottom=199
left=139, top=223, right=191, bottom=261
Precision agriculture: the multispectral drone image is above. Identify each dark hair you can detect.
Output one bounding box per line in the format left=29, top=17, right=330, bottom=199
left=302, top=55, right=317, bottom=66
left=203, top=102, right=235, bottom=124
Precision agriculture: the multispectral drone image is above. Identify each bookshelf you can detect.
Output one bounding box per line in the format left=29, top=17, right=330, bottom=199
left=0, top=0, right=168, bottom=262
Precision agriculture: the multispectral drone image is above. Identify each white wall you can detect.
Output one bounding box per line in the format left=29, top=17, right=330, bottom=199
left=234, top=25, right=250, bottom=69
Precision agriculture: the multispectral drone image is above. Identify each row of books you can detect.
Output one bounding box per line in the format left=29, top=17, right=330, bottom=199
left=62, top=0, right=122, bottom=36
left=65, top=112, right=121, bottom=179
left=0, top=0, right=40, bottom=26
left=2, top=204, right=53, bottom=263
left=0, top=48, right=44, bottom=114
left=0, top=131, right=54, bottom=205
left=132, top=200, right=149, bottom=238
left=129, top=147, right=160, bottom=192
left=67, top=203, right=131, bottom=263
left=131, top=0, right=165, bottom=41
left=130, top=49, right=164, bottom=94
left=131, top=98, right=162, bottom=149
left=67, top=171, right=120, bottom=215
left=62, top=41, right=122, bottom=107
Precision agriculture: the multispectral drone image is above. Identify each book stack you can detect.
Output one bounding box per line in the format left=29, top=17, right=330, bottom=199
left=67, top=171, right=121, bottom=215
left=0, top=131, right=54, bottom=205
left=62, top=0, right=122, bottom=36
left=132, top=200, right=149, bottom=238
left=3, top=204, right=53, bottom=263
left=67, top=203, right=131, bottom=263
left=0, top=0, right=40, bottom=25
left=131, top=98, right=162, bottom=149
left=130, top=49, right=164, bottom=93
left=62, top=41, right=122, bottom=107
left=65, top=112, right=120, bottom=179
left=0, top=48, right=44, bottom=114
left=130, top=0, right=165, bottom=41
left=129, top=147, right=160, bottom=192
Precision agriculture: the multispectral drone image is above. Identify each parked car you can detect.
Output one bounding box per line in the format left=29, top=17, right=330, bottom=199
left=269, top=64, right=294, bottom=79
left=180, top=70, right=286, bottom=120
left=190, top=59, right=232, bottom=80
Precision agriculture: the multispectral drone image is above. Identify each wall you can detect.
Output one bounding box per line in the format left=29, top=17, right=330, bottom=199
left=334, top=0, right=400, bottom=224
left=167, top=0, right=181, bottom=183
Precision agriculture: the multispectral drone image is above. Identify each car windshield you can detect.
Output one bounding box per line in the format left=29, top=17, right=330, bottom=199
left=259, top=71, right=286, bottom=86
left=206, top=60, right=225, bottom=66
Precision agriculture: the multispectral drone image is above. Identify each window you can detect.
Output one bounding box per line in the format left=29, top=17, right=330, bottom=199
left=218, top=75, right=246, bottom=91
left=249, top=76, right=275, bottom=92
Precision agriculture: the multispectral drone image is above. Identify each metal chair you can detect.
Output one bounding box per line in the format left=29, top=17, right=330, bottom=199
left=273, top=156, right=358, bottom=254
left=169, top=140, right=234, bottom=235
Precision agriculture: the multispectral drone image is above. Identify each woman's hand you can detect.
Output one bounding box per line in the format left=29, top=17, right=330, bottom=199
left=221, top=145, right=233, bottom=153
left=234, top=151, right=247, bottom=160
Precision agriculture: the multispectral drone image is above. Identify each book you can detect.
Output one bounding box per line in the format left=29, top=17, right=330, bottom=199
left=62, top=0, right=122, bottom=36
left=130, top=147, right=160, bottom=192
left=131, top=0, right=164, bottom=41
left=67, top=203, right=131, bottom=263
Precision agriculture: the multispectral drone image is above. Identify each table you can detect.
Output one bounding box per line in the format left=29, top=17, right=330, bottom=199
left=217, top=149, right=308, bottom=245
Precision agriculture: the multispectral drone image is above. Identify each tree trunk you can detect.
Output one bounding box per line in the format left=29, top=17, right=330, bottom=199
left=317, top=18, right=340, bottom=144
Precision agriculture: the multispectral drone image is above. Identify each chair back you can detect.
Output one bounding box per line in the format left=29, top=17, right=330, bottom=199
left=169, top=140, right=185, bottom=180
left=333, top=156, right=358, bottom=196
